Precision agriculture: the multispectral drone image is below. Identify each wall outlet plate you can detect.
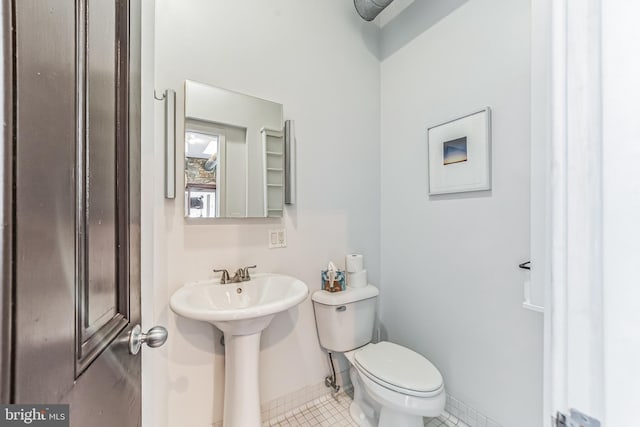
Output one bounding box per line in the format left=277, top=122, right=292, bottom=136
left=268, top=229, right=287, bottom=249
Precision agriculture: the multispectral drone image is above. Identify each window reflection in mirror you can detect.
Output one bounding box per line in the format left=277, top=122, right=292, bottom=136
left=184, top=121, right=249, bottom=218
left=185, top=130, right=218, bottom=217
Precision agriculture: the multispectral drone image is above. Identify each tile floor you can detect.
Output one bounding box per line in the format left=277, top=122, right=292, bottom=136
left=263, top=392, right=356, bottom=427
left=424, top=412, right=470, bottom=427
left=263, top=392, right=469, bottom=427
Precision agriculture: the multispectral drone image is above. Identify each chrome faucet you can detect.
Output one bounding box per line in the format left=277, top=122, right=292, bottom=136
left=231, top=269, right=244, bottom=283
left=240, top=265, right=257, bottom=281
left=213, top=269, right=231, bottom=284
left=214, top=265, right=257, bottom=284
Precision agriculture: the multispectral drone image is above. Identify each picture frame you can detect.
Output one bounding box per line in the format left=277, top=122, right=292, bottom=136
left=427, top=107, right=492, bottom=195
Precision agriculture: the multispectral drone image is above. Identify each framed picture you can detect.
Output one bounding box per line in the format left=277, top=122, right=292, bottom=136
left=427, top=107, right=491, bottom=195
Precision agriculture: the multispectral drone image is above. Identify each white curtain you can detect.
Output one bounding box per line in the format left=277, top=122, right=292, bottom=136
left=548, top=0, right=604, bottom=422
left=545, top=0, right=640, bottom=425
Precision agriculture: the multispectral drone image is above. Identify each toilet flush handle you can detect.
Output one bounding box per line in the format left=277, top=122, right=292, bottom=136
left=336, top=306, right=346, bottom=312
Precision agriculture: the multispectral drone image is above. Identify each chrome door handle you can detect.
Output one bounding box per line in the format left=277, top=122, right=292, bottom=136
left=129, top=324, right=168, bottom=355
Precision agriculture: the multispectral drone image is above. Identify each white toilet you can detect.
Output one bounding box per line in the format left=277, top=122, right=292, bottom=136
left=312, top=285, right=445, bottom=427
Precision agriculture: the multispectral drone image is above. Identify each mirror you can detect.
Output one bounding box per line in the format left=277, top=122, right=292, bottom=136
left=184, top=80, right=284, bottom=218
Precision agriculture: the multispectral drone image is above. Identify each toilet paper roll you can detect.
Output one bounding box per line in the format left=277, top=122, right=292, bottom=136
left=345, top=254, right=364, bottom=273
left=347, top=269, right=367, bottom=288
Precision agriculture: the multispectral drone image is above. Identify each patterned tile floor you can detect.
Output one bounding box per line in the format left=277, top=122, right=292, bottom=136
left=263, top=392, right=357, bottom=427
left=263, top=392, right=468, bottom=427
left=425, top=412, right=470, bottom=427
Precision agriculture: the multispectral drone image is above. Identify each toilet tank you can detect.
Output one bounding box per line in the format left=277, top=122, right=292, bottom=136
left=312, top=284, right=379, bottom=352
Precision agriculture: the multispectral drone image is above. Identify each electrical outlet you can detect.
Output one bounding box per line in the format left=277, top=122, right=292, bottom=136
left=277, top=229, right=287, bottom=247
left=268, top=229, right=286, bottom=249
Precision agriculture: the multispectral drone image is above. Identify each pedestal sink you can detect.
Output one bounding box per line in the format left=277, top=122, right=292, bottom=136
left=170, top=273, right=308, bottom=427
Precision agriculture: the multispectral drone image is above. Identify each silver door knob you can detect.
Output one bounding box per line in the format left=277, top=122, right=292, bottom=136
left=129, top=324, right=168, bottom=355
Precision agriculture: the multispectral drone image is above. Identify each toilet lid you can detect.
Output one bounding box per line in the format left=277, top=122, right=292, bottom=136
left=354, top=342, right=443, bottom=394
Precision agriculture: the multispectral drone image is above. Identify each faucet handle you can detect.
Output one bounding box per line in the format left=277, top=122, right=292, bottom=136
left=213, top=269, right=230, bottom=284
left=241, top=265, right=257, bottom=281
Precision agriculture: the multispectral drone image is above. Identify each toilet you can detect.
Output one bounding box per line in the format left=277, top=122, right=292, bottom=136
left=312, top=285, right=445, bottom=427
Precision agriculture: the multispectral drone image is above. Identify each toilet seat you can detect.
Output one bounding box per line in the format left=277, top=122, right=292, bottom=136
left=355, top=364, right=446, bottom=419
left=353, top=342, right=444, bottom=398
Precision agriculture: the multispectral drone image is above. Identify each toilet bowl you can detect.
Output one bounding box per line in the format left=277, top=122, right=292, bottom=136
left=345, top=342, right=445, bottom=427
left=311, top=285, right=446, bottom=427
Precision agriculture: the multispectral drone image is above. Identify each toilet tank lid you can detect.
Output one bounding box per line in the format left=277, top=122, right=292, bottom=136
left=311, top=284, right=379, bottom=305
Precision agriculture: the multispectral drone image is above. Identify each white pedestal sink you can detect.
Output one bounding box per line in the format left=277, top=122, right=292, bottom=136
left=170, top=273, right=308, bottom=427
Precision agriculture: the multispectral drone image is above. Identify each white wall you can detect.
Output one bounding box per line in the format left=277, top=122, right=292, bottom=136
left=140, top=1, right=157, bottom=427
left=379, top=0, right=543, bottom=426
left=151, top=1, right=380, bottom=425
left=602, top=2, right=640, bottom=424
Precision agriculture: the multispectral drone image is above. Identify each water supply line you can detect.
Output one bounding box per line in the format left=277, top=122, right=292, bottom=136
left=354, top=0, right=395, bottom=21
left=325, top=352, right=340, bottom=393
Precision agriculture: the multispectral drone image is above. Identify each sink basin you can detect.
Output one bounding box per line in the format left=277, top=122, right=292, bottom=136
left=170, top=273, right=308, bottom=427
left=170, top=273, right=308, bottom=335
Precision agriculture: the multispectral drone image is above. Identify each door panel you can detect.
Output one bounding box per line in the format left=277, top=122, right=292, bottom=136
left=86, top=0, right=118, bottom=332
left=13, top=0, right=142, bottom=425
left=77, top=0, right=129, bottom=373
left=14, top=0, right=77, bottom=403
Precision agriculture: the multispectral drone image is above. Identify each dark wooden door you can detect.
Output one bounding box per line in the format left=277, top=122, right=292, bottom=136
left=10, top=1, right=143, bottom=425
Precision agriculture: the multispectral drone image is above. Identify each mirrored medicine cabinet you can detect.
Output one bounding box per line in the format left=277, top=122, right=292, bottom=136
left=183, top=80, right=289, bottom=219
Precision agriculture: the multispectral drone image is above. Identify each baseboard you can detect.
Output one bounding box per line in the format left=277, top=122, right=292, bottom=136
left=443, top=394, right=502, bottom=427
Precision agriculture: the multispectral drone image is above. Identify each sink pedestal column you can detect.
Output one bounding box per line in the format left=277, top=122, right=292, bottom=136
left=222, top=332, right=262, bottom=427
left=169, top=275, right=308, bottom=427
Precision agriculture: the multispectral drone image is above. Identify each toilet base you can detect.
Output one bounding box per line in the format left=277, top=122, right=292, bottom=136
left=378, top=407, right=424, bottom=427
left=349, top=366, right=378, bottom=427
left=349, top=401, right=376, bottom=427
left=348, top=361, right=445, bottom=427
